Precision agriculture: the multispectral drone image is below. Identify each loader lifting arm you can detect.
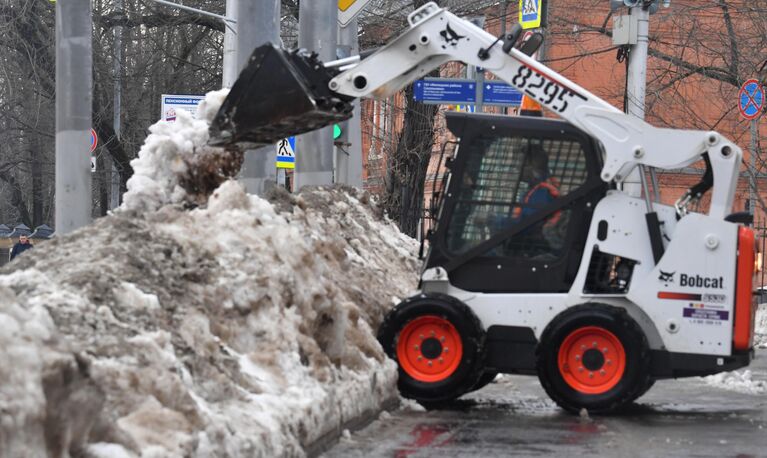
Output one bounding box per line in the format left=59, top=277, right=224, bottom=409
left=211, top=2, right=742, bottom=220
left=328, top=3, right=742, bottom=219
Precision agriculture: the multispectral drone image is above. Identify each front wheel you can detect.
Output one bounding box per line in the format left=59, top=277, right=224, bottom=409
left=378, top=293, right=486, bottom=403
left=536, top=304, right=651, bottom=414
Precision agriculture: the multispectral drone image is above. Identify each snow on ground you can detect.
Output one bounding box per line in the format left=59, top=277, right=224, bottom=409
left=702, top=370, right=767, bottom=395
left=0, top=91, right=419, bottom=457
left=700, top=305, right=767, bottom=395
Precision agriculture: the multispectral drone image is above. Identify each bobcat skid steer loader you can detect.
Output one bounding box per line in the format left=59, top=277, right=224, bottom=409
left=209, top=3, right=759, bottom=413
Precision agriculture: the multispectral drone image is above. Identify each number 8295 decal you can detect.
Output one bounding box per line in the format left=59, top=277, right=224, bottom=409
left=511, top=65, right=587, bottom=113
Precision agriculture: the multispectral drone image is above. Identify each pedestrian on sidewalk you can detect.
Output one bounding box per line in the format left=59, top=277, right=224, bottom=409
left=10, top=234, right=33, bottom=261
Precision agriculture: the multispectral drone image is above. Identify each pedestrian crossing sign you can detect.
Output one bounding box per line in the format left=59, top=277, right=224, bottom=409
left=276, top=137, right=295, bottom=169
left=519, top=0, right=543, bottom=30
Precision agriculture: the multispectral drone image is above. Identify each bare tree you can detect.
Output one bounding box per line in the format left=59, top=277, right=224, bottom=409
left=0, top=0, right=228, bottom=226
left=547, top=0, right=767, bottom=216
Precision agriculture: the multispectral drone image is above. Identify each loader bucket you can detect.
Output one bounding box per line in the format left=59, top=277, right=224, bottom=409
left=209, top=44, right=355, bottom=149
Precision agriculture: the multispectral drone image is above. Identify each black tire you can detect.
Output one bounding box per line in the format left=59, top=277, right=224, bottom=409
left=632, top=377, right=656, bottom=402
left=469, top=371, right=499, bottom=393
left=377, top=293, right=486, bottom=403
left=536, top=304, right=651, bottom=414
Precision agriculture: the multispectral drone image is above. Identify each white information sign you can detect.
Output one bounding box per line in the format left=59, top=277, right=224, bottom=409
left=161, top=94, right=206, bottom=122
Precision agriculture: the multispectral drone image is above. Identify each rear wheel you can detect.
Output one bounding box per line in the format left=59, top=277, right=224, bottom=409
left=470, top=371, right=499, bottom=393
left=536, top=304, right=651, bottom=414
left=378, top=293, right=486, bottom=403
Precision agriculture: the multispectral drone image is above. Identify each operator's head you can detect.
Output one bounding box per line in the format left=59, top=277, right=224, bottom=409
left=521, top=142, right=549, bottom=182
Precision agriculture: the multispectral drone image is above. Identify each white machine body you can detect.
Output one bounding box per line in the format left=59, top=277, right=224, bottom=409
left=422, top=193, right=740, bottom=357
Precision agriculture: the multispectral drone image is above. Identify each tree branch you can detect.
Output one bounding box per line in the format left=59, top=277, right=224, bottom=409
left=719, top=0, right=740, bottom=81
left=554, top=16, right=739, bottom=87
left=97, top=12, right=225, bottom=33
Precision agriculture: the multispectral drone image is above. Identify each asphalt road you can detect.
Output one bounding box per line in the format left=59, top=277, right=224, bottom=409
left=325, top=349, right=767, bottom=457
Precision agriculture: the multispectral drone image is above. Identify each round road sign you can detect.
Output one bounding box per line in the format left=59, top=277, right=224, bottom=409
left=90, top=128, right=98, bottom=153
left=738, top=79, right=764, bottom=120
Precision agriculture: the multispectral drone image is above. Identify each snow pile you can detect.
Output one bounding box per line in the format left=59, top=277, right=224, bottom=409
left=122, top=88, right=242, bottom=213
left=755, top=304, right=766, bottom=349
left=0, top=91, right=419, bottom=457
left=702, top=370, right=767, bottom=395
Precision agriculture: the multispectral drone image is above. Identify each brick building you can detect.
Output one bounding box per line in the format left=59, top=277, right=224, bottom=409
left=360, top=1, right=767, bottom=229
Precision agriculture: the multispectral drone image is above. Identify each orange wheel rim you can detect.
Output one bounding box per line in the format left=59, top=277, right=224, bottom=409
left=557, top=326, right=626, bottom=394
left=396, top=315, right=463, bottom=383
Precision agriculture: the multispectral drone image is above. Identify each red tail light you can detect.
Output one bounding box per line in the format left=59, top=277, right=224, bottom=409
left=733, top=227, right=756, bottom=350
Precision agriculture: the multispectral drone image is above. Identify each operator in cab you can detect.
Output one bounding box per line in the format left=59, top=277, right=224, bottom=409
left=488, top=142, right=561, bottom=259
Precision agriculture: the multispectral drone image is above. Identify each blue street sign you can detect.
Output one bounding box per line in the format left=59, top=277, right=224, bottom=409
left=414, top=78, right=522, bottom=107
left=739, top=79, right=764, bottom=120
left=483, top=81, right=523, bottom=106
left=414, top=79, right=476, bottom=104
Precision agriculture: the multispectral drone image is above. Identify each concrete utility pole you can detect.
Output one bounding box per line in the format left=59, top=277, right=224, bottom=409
left=56, top=0, right=92, bottom=234
left=235, top=0, right=280, bottom=195
left=296, top=2, right=338, bottom=188
left=626, top=7, right=649, bottom=120
left=223, top=0, right=238, bottom=88
left=111, top=0, right=124, bottom=210
left=336, top=18, right=363, bottom=187
left=623, top=4, right=656, bottom=200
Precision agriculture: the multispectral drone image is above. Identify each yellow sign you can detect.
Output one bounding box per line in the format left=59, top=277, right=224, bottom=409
left=519, top=0, right=543, bottom=30
left=338, top=0, right=372, bottom=27
left=276, top=138, right=295, bottom=169
left=339, top=0, right=356, bottom=12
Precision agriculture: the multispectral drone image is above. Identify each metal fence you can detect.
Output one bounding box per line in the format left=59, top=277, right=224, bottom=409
left=755, top=222, right=767, bottom=298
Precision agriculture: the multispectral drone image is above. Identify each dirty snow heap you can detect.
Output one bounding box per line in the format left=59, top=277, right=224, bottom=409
left=0, top=90, right=419, bottom=457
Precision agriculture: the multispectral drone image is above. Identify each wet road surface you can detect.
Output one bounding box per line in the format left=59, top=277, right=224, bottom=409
left=325, top=350, right=767, bottom=457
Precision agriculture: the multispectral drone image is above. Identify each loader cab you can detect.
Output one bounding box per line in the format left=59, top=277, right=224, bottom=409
left=425, top=113, right=607, bottom=293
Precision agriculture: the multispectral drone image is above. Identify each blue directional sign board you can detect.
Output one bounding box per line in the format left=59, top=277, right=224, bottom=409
left=739, top=79, right=764, bottom=120
left=414, top=79, right=476, bottom=104
left=483, top=81, right=523, bottom=106
left=413, top=78, right=522, bottom=107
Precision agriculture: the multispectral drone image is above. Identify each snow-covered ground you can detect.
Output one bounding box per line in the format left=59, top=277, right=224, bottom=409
left=0, top=91, right=419, bottom=457
left=701, top=304, right=767, bottom=395
left=702, top=369, right=767, bottom=395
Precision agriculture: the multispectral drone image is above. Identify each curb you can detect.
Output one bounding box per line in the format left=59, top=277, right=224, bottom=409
left=305, top=396, right=400, bottom=457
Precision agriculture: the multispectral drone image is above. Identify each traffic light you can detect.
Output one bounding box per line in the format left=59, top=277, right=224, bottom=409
left=333, top=124, right=342, bottom=140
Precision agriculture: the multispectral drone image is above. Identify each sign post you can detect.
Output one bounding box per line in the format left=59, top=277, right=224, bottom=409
left=90, top=128, right=98, bottom=173
left=739, top=79, right=765, bottom=215
left=337, top=1, right=370, bottom=187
